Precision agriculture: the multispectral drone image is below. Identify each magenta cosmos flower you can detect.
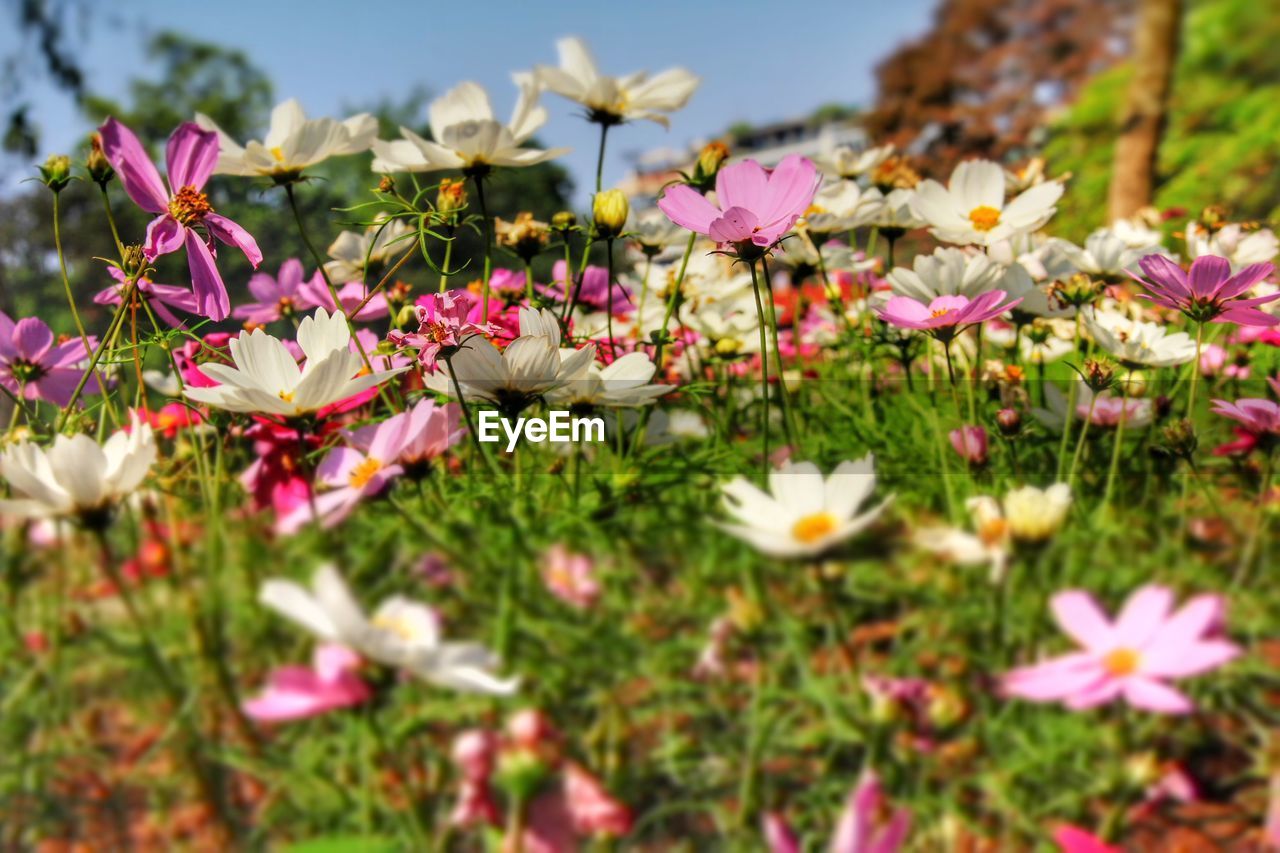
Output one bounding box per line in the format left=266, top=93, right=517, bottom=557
left=1132, top=254, right=1277, bottom=326
left=0, top=311, right=99, bottom=406
left=242, top=644, right=371, bottom=723
left=877, top=291, right=1020, bottom=342
left=99, top=117, right=263, bottom=321
left=657, top=154, right=820, bottom=254
left=234, top=258, right=319, bottom=324
left=390, top=289, right=496, bottom=372
left=1003, top=585, right=1240, bottom=714
left=1211, top=397, right=1280, bottom=442
left=95, top=267, right=199, bottom=328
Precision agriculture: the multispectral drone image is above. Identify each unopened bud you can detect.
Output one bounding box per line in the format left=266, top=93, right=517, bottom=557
left=122, top=244, right=147, bottom=278
left=495, top=212, right=550, bottom=262
left=551, top=210, right=577, bottom=232
left=1052, top=273, right=1104, bottom=309
left=1081, top=358, right=1116, bottom=393
left=995, top=408, right=1022, bottom=436
left=592, top=189, right=629, bottom=239
left=691, top=141, right=730, bottom=189
left=39, top=154, right=72, bottom=192
left=436, top=177, right=466, bottom=213
left=1161, top=418, right=1198, bottom=460
left=86, top=134, right=114, bottom=185
left=376, top=175, right=396, bottom=195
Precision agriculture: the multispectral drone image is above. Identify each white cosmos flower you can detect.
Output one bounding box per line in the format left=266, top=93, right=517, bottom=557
left=184, top=308, right=404, bottom=417
left=372, top=78, right=566, bottom=174
left=819, top=144, right=895, bottom=180
left=545, top=351, right=672, bottom=408
left=196, top=99, right=377, bottom=179
left=916, top=484, right=1070, bottom=581
left=325, top=216, right=415, bottom=285
left=887, top=247, right=1005, bottom=302
left=803, top=181, right=885, bottom=234
left=0, top=414, right=156, bottom=519
left=871, top=188, right=925, bottom=231
left=260, top=564, right=518, bottom=696
left=1048, top=227, right=1164, bottom=279
left=1001, top=262, right=1073, bottom=319
left=718, top=456, right=890, bottom=559
left=426, top=308, right=596, bottom=410
left=629, top=208, right=684, bottom=254
left=1085, top=310, right=1197, bottom=368
left=910, top=160, right=1063, bottom=246
left=1186, top=222, right=1278, bottom=269
left=534, top=37, right=699, bottom=127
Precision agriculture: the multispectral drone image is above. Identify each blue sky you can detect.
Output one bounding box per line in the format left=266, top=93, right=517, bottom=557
left=1, top=0, right=938, bottom=202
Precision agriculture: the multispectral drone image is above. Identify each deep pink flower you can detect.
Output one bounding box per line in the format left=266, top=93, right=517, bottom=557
left=539, top=259, right=632, bottom=314
left=541, top=545, right=601, bottom=610
left=95, top=267, right=199, bottom=327
left=764, top=771, right=910, bottom=853
left=949, top=425, right=988, bottom=465
left=1132, top=254, right=1277, bottom=326
left=1211, top=397, right=1280, bottom=441
left=298, top=277, right=389, bottom=322
left=1003, top=585, right=1240, bottom=714
left=242, top=644, right=371, bottom=723
left=489, top=268, right=528, bottom=297
left=391, top=289, right=497, bottom=372
left=1053, top=825, right=1119, bottom=853
left=450, top=729, right=502, bottom=827
left=658, top=154, right=820, bottom=252
left=234, top=258, right=319, bottom=324
left=877, top=291, right=1021, bottom=341
left=0, top=311, right=99, bottom=406
left=99, top=118, right=262, bottom=321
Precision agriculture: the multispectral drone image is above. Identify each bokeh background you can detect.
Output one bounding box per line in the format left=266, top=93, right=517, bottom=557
left=1, top=0, right=1276, bottom=322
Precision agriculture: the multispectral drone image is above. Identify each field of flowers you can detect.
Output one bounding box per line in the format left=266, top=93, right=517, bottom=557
left=1, top=34, right=1278, bottom=851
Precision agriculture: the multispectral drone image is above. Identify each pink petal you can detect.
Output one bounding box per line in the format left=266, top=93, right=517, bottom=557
left=1187, top=255, right=1231, bottom=299
left=1216, top=262, right=1275, bottom=300
left=206, top=213, right=263, bottom=267
left=12, top=317, right=54, bottom=362
left=762, top=813, right=800, bottom=853
left=145, top=215, right=185, bottom=260
left=1112, top=585, right=1174, bottom=648
left=656, top=184, right=721, bottom=235
left=1141, top=639, right=1240, bottom=679
left=1121, top=677, right=1194, bottom=714
left=715, top=158, right=770, bottom=216
left=1050, top=590, right=1114, bottom=652
left=759, top=154, right=820, bottom=229
left=708, top=206, right=761, bottom=244
left=99, top=118, right=170, bottom=214
left=1062, top=677, right=1123, bottom=710
left=165, top=122, right=219, bottom=190
left=184, top=229, right=231, bottom=321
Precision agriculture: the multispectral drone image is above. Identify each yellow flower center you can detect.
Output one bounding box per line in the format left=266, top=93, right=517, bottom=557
left=978, top=518, right=1008, bottom=547
left=792, top=512, right=838, bottom=544
left=168, top=184, right=213, bottom=225
left=270, top=146, right=285, bottom=162
left=277, top=390, right=295, bottom=403
left=371, top=613, right=426, bottom=643
left=1103, top=648, right=1140, bottom=677
left=968, top=205, right=1001, bottom=232
left=930, top=308, right=955, bottom=319
left=349, top=457, right=383, bottom=489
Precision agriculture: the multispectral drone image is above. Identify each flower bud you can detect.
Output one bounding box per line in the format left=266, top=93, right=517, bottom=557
left=1160, top=418, right=1198, bottom=460
left=1081, top=358, right=1116, bottom=393
left=551, top=210, right=578, bottom=232
left=495, top=212, right=550, bottom=262
left=1051, top=273, right=1104, bottom=309
left=376, top=175, right=396, bottom=195
left=995, top=408, right=1022, bottom=436
left=121, top=244, right=147, bottom=279
left=436, top=177, right=466, bottom=213
left=691, top=141, right=730, bottom=189
left=493, top=747, right=552, bottom=806
left=592, top=189, right=629, bottom=239
left=86, top=134, right=114, bottom=185
left=38, top=154, right=73, bottom=192
left=871, top=155, right=920, bottom=191
left=949, top=425, right=988, bottom=467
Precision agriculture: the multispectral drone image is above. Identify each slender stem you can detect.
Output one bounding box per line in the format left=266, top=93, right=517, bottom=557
left=523, top=260, right=534, bottom=302
left=471, top=174, right=494, bottom=320
left=1186, top=322, right=1205, bottom=418
left=594, top=122, right=611, bottom=193
left=1055, top=313, right=1085, bottom=482
left=1098, top=378, right=1133, bottom=514
left=747, top=261, right=772, bottom=482
left=759, top=261, right=798, bottom=450
left=438, top=225, right=455, bottom=292
left=98, top=183, right=126, bottom=260
left=51, top=192, right=93, bottom=358
left=57, top=289, right=133, bottom=431
left=1068, top=395, right=1098, bottom=488
left=604, top=238, right=617, bottom=360
left=654, top=233, right=697, bottom=365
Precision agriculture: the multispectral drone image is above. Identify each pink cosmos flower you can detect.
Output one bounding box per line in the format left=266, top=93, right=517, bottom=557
left=658, top=154, right=820, bottom=251
left=242, top=644, right=371, bottom=723
left=877, top=291, right=1021, bottom=341
left=99, top=118, right=262, bottom=321
left=234, top=258, right=320, bottom=324
left=764, top=770, right=910, bottom=853
left=391, top=289, right=497, bottom=372
left=1132, top=254, right=1277, bottom=326
left=1053, top=825, right=1119, bottom=853
left=489, top=268, right=528, bottom=297
left=1003, top=585, right=1241, bottom=714
left=541, top=545, right=601, bottom=610
left=950, top=425, right=988, bottom=465
left=297, top=277, right=390, bottom=322
left=0, top=311, right=99, bottom=406
left=276, top=412, right=414, bottom=534
left=1198, top=343, right=1250, bottom=380
left=95, top=267, right=199, bottom=328
left=1211, top=398, right=1280, bottom=442
left=450, top=729, right=502, bottom=827
left=539, top=259, right=632, bottom=314
left=398, top=398, right=465, bottom=466
left=519, top=763, right=633, bottom=852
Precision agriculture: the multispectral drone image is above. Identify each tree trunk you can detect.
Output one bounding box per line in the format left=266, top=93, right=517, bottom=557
left=1107, top=0, right=1183, bottom=222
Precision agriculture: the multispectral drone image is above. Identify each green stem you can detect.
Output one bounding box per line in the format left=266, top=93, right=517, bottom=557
left=759, top=261, right=798, bottom=451
left=1186, top=322, right=1205, bottom=418
left=654, top=233, right=697, bottom=365
left=748, top=260, right=772, bottom=482
left=594, top=122, right=610, bottom=193
left=471, top=173, right=494, bottom=320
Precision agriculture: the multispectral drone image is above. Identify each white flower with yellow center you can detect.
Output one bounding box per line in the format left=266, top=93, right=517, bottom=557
left=196, top=99, right=377, bottom=179
left=183, top=308, right=405, bottom=417
left=0, top=414, right=156, bottom=520
left=872, top=188, right=925, bottom=231
left=718, top=456, right=890, bottom=559
left=1086, top=310, right=1197, bottom=368
left=533, top=37, right=699, bottom=127
left=819, top=144, right=895, bottom=180
left=372, top=78, right=567, bottom=174
left=325, top=217, right=415, bottom=285
left=260, top=564, right=518, bottom=695
left=909, top=160, right=1063, bottom=247
left=802, top=181, right=885, bottom=234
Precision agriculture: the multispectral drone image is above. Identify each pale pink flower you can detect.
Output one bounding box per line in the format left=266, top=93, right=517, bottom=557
left=298, top=277, right=389, bottom=322
left=398, top=398, right=465, bottom=466
left=949, top=425, right=988, bottom=465
left=764, top=770, right=910, bottom=853
left=242, top=644, right=371, bottom=723
left=450, top=729, right=501, bottom=828
left=658, top=154, right=820, bottom=251
left=541, top=545, right=601, bottom=609
left=877, top=291, right=1021, bottom=341
left=1003, top=585, right=1241, bottom=714
left=233, top=258, right=319, bottom=324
